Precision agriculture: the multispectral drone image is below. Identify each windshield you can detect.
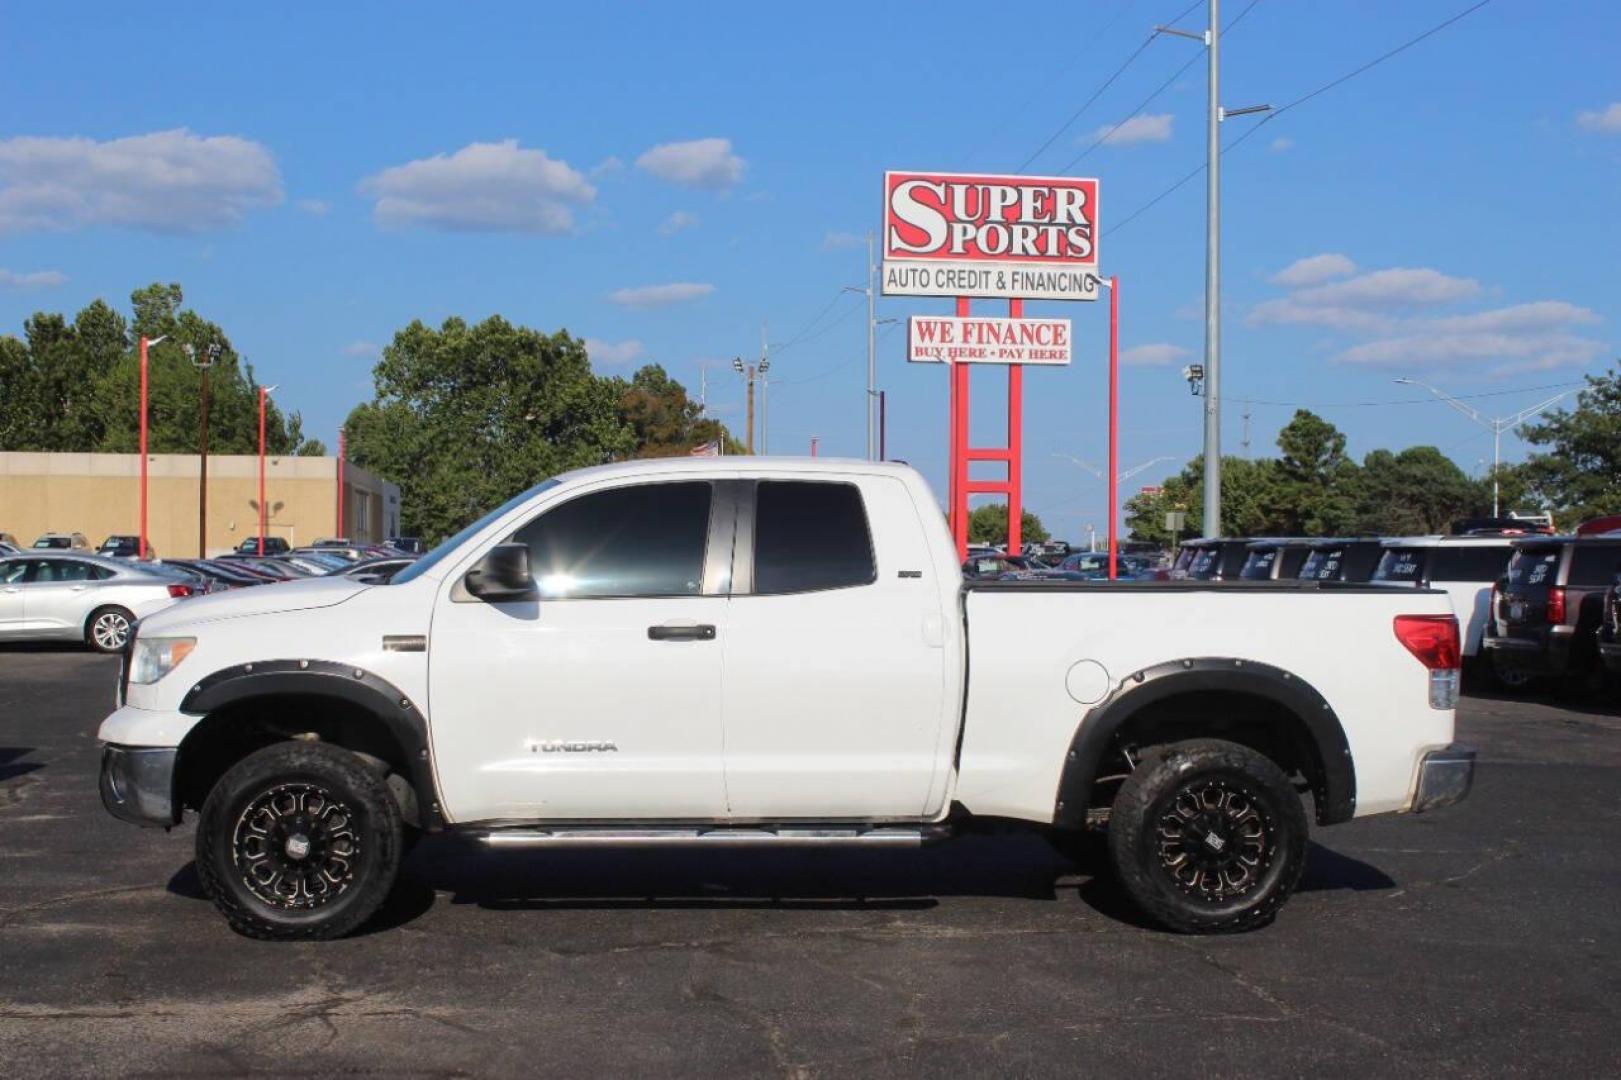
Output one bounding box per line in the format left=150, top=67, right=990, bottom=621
left=1187, top=547, right=1221, bottom=579
left=390, top=479, right=561, bottom=586
left=1300, top=548, right=1345, bottom=581
left=1373, top=548, right=1428, bottom=583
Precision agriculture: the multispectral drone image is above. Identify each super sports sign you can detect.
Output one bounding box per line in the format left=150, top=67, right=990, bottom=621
left=881, top=171, right=1100, bottom=301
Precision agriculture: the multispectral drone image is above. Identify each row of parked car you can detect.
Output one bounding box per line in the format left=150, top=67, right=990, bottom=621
left=1175, top=521, right=1621, bottom=695
left=0, top=534, right=423, bottom=654
left=960, top=516, right=1621, bottom=697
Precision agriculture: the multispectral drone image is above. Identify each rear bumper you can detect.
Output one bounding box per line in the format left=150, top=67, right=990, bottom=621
left=1482, top=631, right=1568, bottom=675
left=1410, top=744, right=1475, bottom=814
left=99, top=744, right=179, bottom=827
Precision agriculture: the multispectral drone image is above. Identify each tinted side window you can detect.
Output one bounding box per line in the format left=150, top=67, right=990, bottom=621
left=1570, top=544, right=1621, bottom=587
left=511, top=482, right=711, bottom=599
left=0, top=560, right=24, bottom=584
left=1432, top=546, right=1513, bottom=582
left=754, top=481, right=875, bottom=594
left=34, top=559, right=96, bottom=582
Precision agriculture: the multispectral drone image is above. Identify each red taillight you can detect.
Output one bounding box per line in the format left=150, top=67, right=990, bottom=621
left=1394, top=614, right=1460, bottom=670
left=1546, top=586, right=1566, bottom=625
left=167, top=583, right=193, bottom=598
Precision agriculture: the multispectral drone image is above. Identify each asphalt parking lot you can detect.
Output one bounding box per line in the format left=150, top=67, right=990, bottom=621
left=2, top=647, right=1617, bottom=1078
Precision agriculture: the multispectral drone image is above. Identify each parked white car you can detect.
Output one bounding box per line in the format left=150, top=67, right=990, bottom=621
left=0, top=553, right=195, bottom=652
left=1370, top=536, right=1517, bottom=674
left=98, top=458, right=1472, bottom=940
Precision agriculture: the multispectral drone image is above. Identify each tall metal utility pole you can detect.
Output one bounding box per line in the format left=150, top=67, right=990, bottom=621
left=733, top=356, right=765, bottom=454
left=1201, top=0, right=1222, bottom=538
left=866, top=230, right=877, bottom=460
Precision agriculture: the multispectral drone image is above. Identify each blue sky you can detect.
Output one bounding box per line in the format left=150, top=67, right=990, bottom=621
left=2, top=0, right=1617, bottom=541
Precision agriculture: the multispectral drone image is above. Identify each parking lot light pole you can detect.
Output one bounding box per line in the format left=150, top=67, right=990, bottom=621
left=257, top=385, right=277, bottom=555
left=1394, top=377, right=1578, bottom=517
left=137, top=334, right=168, bottom=561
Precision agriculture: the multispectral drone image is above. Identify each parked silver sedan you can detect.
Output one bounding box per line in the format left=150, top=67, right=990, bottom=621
left=0, top=553, right=193, bottom=652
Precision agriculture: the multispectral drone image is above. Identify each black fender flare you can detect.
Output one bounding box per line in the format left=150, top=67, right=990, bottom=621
left=179, top=660, right=442, bottom=829
left=1052, top=657, right=1356, bottom=828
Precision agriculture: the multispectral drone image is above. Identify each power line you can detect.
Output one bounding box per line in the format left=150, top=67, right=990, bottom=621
left=1064, top=0, right=1264, bottom=171
left=1015, top=0, right=1203, bottom=172
left=1228, top=380, right=1583, bottom=410
left=770, top=289, right=860, bottom=355
left=1107, top=0, right=1495, bottom=237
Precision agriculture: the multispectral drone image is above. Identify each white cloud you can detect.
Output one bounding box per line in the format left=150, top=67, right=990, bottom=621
left=658, top=210, right=700, bottom=236
left=360, top=140, right=595, bottom=233
left=1250, top=267, right=1481, bottom=332
left=1337, top=330, right=1605, bottom=374
left=1120, top=343, right=1190, bottom=366
left=589, top=155, right=624, bottom=178
left=296, top=198, right=329, bottom=216
left=583, top=338, right=646, bottom=366
left=0, top=128, right=283, bottom=233
left=635, top=138, right=745, bottom=190
left=1428, top=301, right=1601, bottom=334
left=1270, top=253, right=1356, bottom=287
left=1089, top=113, right=1173, bottom=147
left=820, top=230, right=862, bottom=251
left=1269, top=136, right=1294, bottom=153
left=1575, top=102, right=1621, bottom=134
left=341, top=340, right=380, bottom=358
left=609, top=282, right=715, bottom=308
left=0, top=267, right=67, bottom=289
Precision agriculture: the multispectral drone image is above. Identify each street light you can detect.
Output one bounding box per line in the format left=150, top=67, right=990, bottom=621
left=189, top=342, right=221, bottom=557
left=137, top=334, right=168, bottom=560
left=257, top=385, right=278, bottom=555
left=1394, top=377, right=1577, bottom=517
left=1053, top=453, right=1176, bottom=484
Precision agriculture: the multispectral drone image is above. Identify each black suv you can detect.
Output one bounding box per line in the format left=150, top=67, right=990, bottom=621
left=1484, top=536, right=1621, bottom=689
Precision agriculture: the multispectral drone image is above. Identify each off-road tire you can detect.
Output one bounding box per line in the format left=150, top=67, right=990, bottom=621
left=1108, top=738, right=1307, bottom=934
left=84, top=606, right=135, bottom=653
left=195, top=741, right=402, bottom=941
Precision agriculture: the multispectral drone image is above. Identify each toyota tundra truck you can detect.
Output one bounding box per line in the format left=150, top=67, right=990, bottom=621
left=97, top=458, right=1474, bottom=939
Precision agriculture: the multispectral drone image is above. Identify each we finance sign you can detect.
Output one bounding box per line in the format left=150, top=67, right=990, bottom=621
left=882, top=171, right=1100, bottom=301
left=907, top=315, right=1072, bottom=365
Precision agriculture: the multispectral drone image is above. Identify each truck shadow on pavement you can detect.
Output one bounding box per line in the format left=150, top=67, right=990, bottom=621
left=0, top=746, right=45, bottom=782
left=167, top=832, right=1397, bottom=936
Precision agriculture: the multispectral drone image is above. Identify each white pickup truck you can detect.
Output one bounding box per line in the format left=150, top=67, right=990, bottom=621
left=98, top=458, right=1474, bottom=940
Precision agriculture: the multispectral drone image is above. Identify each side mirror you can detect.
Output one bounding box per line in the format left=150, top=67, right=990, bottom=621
left=464, top=543, right=538, bottom=602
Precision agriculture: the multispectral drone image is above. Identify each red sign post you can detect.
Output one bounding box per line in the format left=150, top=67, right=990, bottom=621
left=883, top=171, right=1103, bottom=567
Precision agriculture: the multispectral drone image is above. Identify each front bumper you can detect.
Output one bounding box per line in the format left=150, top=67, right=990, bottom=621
left=1410, top=744, right=1476, bottom=814
left=99, top=744, right=179, bottom=827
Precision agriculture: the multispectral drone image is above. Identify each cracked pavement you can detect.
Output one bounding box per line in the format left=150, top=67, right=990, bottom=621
left=2, top=647, right=1617, bottom=1077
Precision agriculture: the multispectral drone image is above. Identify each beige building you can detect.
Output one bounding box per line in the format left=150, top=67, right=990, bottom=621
left=0, top=452, right=401, bottom=558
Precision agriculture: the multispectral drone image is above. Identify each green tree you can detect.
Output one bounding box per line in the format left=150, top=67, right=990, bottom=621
left=0, top=283, right=314, bottom=457
left=1510, top=362, right=1621, bottom=524
left=1354, top=446, right=1485, bottom=534
left=1273, top=410, right=1360, bottom=534
left=967, top=503, right=1049, bottom=545
left=1126, top=455, right=1282, bottom=545
left=613, top=364, right=741, bottom=457
left=344, top=316, right=636, bottom=543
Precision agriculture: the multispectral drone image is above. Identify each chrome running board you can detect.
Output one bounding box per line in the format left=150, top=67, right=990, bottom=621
left=480, top=825, right=948, bottom=849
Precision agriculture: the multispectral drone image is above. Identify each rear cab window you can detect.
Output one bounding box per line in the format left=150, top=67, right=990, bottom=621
left=1374, top=548, right=1429, bottom=583
left=1240, top=548, right=1278, bottom=580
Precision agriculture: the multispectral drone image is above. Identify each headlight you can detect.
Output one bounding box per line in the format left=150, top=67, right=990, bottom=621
left=128, top=637, right=196, bottom=685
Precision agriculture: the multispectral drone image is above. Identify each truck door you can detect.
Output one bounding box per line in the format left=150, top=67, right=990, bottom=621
left=720, top=476, right=951, bottom=819
left=427, top=479, right=734, bottom=823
